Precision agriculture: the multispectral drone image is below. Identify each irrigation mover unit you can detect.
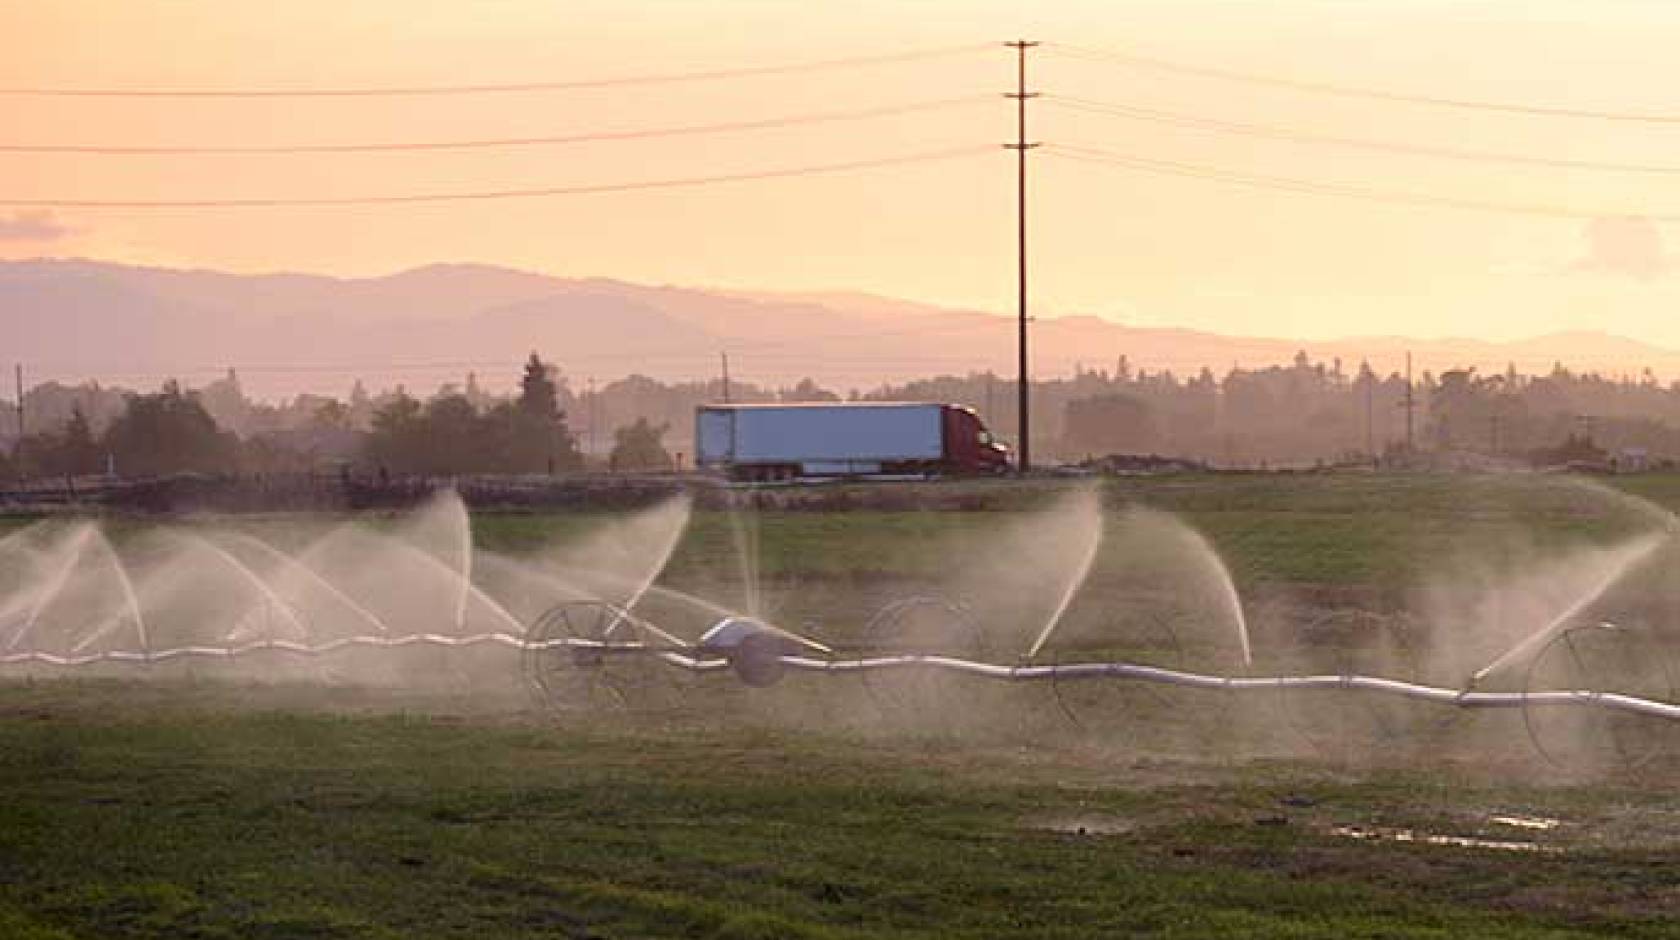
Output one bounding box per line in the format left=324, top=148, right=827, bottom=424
left=3, top=490, right=1677, bottom=770
left=5, top=593, right=1678, bottom=768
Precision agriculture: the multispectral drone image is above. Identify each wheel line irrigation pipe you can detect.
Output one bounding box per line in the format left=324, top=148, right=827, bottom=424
left=6, top=635, right=1680, bottom=722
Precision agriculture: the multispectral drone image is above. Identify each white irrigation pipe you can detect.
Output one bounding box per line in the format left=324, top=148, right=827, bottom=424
left=8, top=635, right=1680, bottom=721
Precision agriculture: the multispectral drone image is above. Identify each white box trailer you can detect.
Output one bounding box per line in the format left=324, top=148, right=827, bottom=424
left=696, top=402, right=1008, bottom=481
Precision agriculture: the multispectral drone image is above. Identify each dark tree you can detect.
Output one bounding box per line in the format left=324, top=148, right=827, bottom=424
left=366, top=392, right=425, bottom=473
left=18, top=405, right=106, bottom=476
left=59, top=405, right=102, bottom=475
left=104, top=381, right=237, bottom=477
left=519, top=352, right=560, bottom=420
left=421, top=395, right=489, bottom=475
left=505, top=352, right=580, bottom=473
left=361, top=355, right=580, bottom=475
left=609, top=418, right=673, bottom=472
left=1062, top=394, right=1158, bottom=455
left=312, top=399, right=349, bottom=430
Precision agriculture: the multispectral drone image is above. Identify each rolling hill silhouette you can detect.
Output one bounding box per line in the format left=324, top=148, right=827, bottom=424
left=4, top=259, right=1673, bottom=399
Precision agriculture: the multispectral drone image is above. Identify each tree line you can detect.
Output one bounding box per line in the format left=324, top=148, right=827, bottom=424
left=876, top=355, right=1680, bottom=467
left=2, top=381, right=238, bottom=481
left=8, top=350, right=1680, bottom=480
left=0, top=353, right=680, bottom=482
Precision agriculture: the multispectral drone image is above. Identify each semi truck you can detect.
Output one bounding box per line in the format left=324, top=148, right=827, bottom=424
left=695, top=402, right=1010, bottom=481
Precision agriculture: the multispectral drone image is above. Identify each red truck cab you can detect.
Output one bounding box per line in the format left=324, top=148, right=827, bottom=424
left=941, top=405, right=1011, bottom=474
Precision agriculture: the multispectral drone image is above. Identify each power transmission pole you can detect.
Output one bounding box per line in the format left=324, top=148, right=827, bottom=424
left=1005, top=40, right=1039, bottom=473
left=1364, top=365, right=1374, bottom=461
left=13, top=364, right=21, bottom=442
left=586, top=376, right=597, bottom=457
left=1402, top=352, right=1416, bottom=453
left=720, top=352, right=732, bottom=404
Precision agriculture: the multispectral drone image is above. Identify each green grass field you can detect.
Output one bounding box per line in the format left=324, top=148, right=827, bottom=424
left=458, top=472, right=1664, bottom=588
left=3, top=682, right=1679, bottom=939
left=3, top=473, right=1680, bottom=938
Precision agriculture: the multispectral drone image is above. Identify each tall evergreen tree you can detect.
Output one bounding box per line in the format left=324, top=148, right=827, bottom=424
left=508, top=352, right=580, bottom=473
left=518, top=352, right=559, bottom=420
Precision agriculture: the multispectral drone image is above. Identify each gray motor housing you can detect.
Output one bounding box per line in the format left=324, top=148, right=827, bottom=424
left=698, top=617, right=808, bottom=687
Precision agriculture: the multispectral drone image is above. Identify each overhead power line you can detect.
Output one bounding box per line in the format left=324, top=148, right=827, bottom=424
left=0, top=146, right=990, bottom=209
left=0, top=96, right=989, bottom=155
left=1049, top=42, right=1680, bottom=124
left=19, top=318, right=1027, bottom=384
left=0, top=44, right=991, bottom=98
left=1050, top=95, right=1680, bottom=175
left=1048, top=143, right=1680, bottom=221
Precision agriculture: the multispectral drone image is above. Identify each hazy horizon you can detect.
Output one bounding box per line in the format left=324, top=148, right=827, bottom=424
left=11, top=252, right=1678, bottom=350
left=7, top=256, right=1680, bottom=406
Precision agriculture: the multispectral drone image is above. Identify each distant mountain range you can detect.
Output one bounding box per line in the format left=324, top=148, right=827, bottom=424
left=4, top=258, right=1677, bottom=400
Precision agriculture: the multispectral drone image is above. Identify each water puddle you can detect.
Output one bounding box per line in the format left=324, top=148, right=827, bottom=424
left=1489, top=814, right=1562, bottom=831
left=1329, top=824, right=1561, bottom=853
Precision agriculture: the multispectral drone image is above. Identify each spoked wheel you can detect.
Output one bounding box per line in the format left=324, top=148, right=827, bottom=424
left=1047, top=609, right=1188, bottom=736
left=522, top=600, right=689, bottom=715
left=1273, top=611, right=1449, bottom=764
left=858, top=596, right=991, bottom=733
left=1522, top=621, right=1679, bottom=772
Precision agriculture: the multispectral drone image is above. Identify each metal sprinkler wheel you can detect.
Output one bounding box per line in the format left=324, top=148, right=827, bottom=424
left=522, top=600, right=688, bottom=715
left=1521, top=621, right=1679, bottom=771
left=1048, top=609, right=1188, bottom=733
left=1272, top=611, right=1450, bottom=763
left=858, top=595, right=989, bottom=728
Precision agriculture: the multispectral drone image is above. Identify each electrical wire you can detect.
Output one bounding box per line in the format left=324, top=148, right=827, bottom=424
left=24, top=350, right=1664, bottom=390
left=4, top=311, right=1034, bottom=388
left=19, top=321, right=1022, bottom=380
left=0, top=146, right=992, bottom=208
left=1049, top=41, right=1680, bottom=124
left=0, top=96, right=992, bottom=155
left=1047, top=143, right=1680, bottom=221
left=0, top=44, right=991, bottom=98
left=1049, top=95, right=1680, bottom=176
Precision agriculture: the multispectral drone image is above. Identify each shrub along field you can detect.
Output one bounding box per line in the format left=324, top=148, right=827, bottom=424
left=2, top=473, right=1679, bottom=938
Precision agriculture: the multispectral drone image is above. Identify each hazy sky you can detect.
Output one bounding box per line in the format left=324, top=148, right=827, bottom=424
left=7, top=1, right=1680, bottom=345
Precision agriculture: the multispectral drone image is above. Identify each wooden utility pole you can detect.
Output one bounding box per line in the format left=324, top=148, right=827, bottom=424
left=1364, top=365, right=1374, bottom=459
left=1005, top=40, right=1039, bottom=473
left=720, top=352, right=731, bottom=404
left=586, top=376, right=597, bottom=457
left=1402, top=352, right=1416, bottom=452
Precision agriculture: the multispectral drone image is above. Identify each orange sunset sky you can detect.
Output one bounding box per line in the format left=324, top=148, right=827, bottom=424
left=7, top=2, right=1680, bottom=346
